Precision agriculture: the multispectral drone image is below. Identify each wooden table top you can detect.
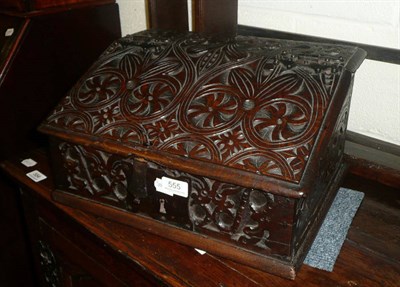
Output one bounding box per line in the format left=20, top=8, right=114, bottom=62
left=1, top=149, right=399, bottom=287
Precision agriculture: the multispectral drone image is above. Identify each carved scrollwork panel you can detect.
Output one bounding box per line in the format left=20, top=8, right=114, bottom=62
left=58, top=142, right=135, bottom=208
left=54, top=142, right=294, bottom=257
left=187, top=176, right=294, bottom=256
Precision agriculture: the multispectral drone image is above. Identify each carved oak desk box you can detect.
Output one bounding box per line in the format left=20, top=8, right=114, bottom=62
left=39, top=30, right=365, bottom=279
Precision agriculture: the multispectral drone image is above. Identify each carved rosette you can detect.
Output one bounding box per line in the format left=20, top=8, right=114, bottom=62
left=44, top=30, right=356, bottom=183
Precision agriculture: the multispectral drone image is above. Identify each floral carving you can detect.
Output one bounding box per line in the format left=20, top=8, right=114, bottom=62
left=92, top=105, right=120, bottom=128
left=253, top=101, right=308, bottom=142
left=77, top=73, right=121, bottom=106
left=42, top=30, right=358, bottom=183
left=215, top=129, right=247, bottom=157
left=127, top=81, right=175, bottom=117
left=187, top=88, right=240, bottom=130
left=145, top=115, right=180, bottom=144
left=279, top=144, right=311, bottom=178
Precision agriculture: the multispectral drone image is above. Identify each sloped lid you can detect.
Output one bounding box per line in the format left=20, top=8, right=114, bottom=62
left=39, top=30, right=366, bottom=195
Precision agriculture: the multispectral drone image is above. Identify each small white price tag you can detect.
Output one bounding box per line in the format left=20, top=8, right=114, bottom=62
left=26, top=170, right=47, bottom=182
left=21, top=158, right=37, bottom=167
left=154, top=176, right=188, bottom=197
left=195, top=248, right=206, bottom=255
left=5, top=28, right=14, bottom=37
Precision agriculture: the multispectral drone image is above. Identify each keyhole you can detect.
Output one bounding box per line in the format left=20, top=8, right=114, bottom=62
left=159, top=199, right=167, bottom=214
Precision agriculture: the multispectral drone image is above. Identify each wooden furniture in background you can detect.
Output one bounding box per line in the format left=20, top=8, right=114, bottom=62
left=0, top=1, right=121, bottom=286
left=0, top=3, right=120, bottom=158
left=147, top=0, right=188, bottom=32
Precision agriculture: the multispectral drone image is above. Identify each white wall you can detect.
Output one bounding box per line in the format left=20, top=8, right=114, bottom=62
left=116, top=0, right=400, bottom=145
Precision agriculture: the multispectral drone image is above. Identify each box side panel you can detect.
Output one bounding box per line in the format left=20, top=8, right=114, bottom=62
left=49, top=138, right=296, bottom=260
left=292, top=76, right=354, bottom=260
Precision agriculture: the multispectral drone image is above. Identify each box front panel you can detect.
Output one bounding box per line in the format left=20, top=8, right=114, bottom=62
left=50, top=139, right=295, bottom=259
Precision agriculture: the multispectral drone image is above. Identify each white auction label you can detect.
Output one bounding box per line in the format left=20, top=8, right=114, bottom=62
left=21, top=158, right=37, bottom=167
left=195, top=248, right=207, bottom=255
left=154, top=176, right=188, bottom=197
left=26, top=170, right=47, bottom=182
left=5, top=28, right=14, bottom=37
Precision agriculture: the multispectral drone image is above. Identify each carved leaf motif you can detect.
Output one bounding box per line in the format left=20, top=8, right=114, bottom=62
left=140, top=58, right=182, bottom=80
left=169, top=141, right=212, bottom=160
left=47, top=111, right=92, bottom=133
left=256, top=73, right=299, bottom=99
left=197, top=48, right=224, bottom=73
left=99, top=124, right=145, bottom=144
left=228, top=67, right=255, bottom=98
left=225, top=43, right=248, bottom=60
left=256, top=58, right=277, bottom=84
left=119, top=53, right=142, bottom=78
left=280, top=143, right=311, bottom=177
left=236, top=155, right=283, bottom=177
